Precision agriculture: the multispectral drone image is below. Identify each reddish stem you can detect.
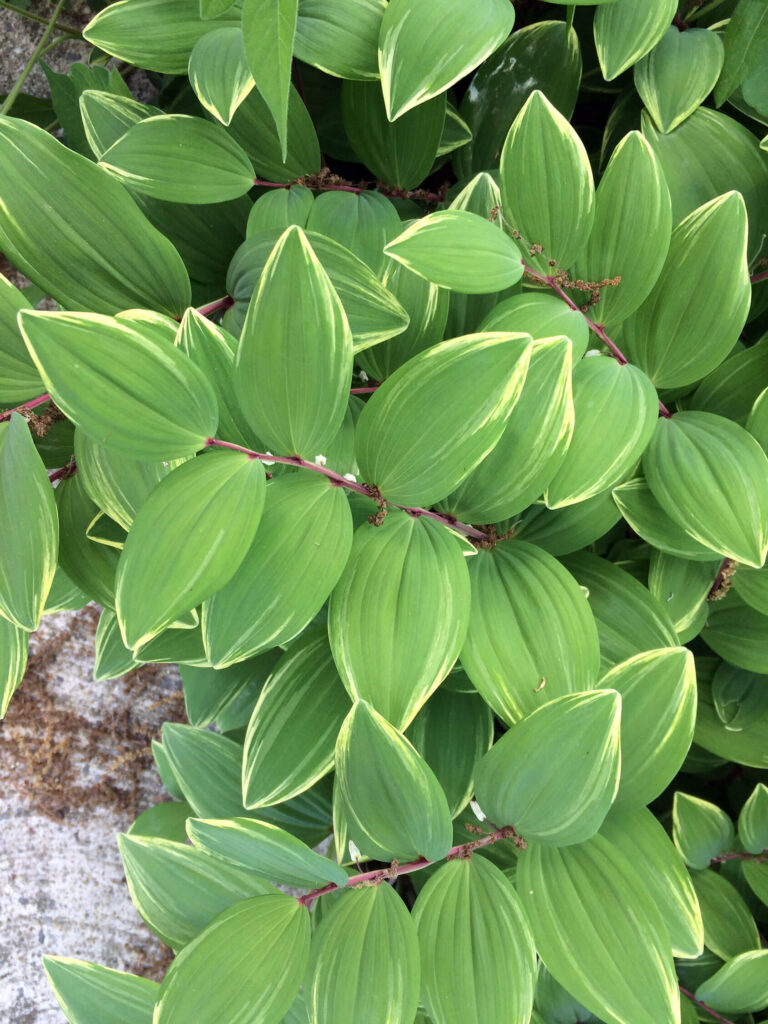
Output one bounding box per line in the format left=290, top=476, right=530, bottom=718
left=254, top=177, right=366, bottom=195
left=204, top=438, right=488, bottom=540
left=710, top=850, right=768, bottom=864
left=349, top=386, right=379, bottom=395
left=252, top=177, right=444, bottom=204
left=679, top=986, right=735, bottom=1024
left=196, top=295, right=234, bottom=318
left=0, top=393, right=51, bottom=422
left=297, top=826, right=519, bottom=908
left=750, top=269, right=768, bottom=284
left=48, top=461, right=77, bottom=483
left=521, top=262, right=673, bottom=418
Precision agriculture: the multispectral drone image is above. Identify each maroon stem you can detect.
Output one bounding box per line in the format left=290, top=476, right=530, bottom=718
left=204, top=438, right=488, bottom=540
left=710, top=851, right=768, bottom=864
left=297, top=826, right=518, bottom=908
left=254, top=177, right=367, bottom=196
left=521, top=262, right=673, bottom=418
left=196, top=295, right=234, bottom=318
left=48, top=462, right=76, bottom=483
left=0, top=393, right=51, bottom=422
left=679, top=986, right=735, bottom=1024
left=252, top=177, right=444, bottom=204
left=349, top=386, right=379, bottom=395
left=750, top=269, right=768, bottom=284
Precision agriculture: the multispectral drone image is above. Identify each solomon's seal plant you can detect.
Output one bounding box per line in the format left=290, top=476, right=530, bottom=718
left=2, top=0, right=768, bottom=1021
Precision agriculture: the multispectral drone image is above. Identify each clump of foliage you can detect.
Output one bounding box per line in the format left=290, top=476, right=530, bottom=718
left=1, top=0, right=768, bottom=1021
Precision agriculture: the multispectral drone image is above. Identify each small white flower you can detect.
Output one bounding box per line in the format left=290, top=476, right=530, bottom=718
left=348, top=839, right=362, bottom=862
left=314, top=454, right=327, bottom=466
left=262, top=451, right=276, bottom=466
left=343, top=472, right=357, bottom=483
left=358, top=370, right=369, bottom=382
left=470, top=800, right=486, bottom=822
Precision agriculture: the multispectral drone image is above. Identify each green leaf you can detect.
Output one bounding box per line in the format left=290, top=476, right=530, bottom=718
left=99, top=114, right=254, bottom=203
left=739, top=783, right=768, bottom=854
left=235, top=226, right=353, bottom=456
left=479, top=292, right=589, bottom=358
left=534, top=966, right=601, bottom=1024
left=0, top=116, right=190, bottom=317
left=355, top=332, right=532, bottom=506
left=648, top=553, right=718, bottom=641
left=594, top=0, right=677, bottom=81
left=115, top=451, right=265, bottom=649
left=691, top=869, right=761, bottom=960
left=93, top=609, right=140, bottom=681
left=460, top=541, right=599, bottom=725
left=600, top=647, right=696, bottom=810
left=305, top=191, right=400, bottom=275
left=575, top=131, right=671, bottom=328
left=294, top=0, right=384, bottom=80
left=600, top=807, right=703, bottom=959
left=43, top=957, right=158, bottom=1024
left=188, top=27, right=254, bottom=125
left=0, top=612, right=28, bottom=717
left=619, top=193, right=750, bottom=388
left=612, top=478, right=716, bottom=561
left=20, top=311, right=218, bottom=462
left=162, top=724, right=250, bottom=818
left=475, top=690, right=620, bottom=845
left=512, top=492, right=622, bottom=558
left=378, top=0, right=515, bottom=121
left=328, top=511, right=471, bottom=730
left=248, top=184, right=314, bottom=235
left=544, top=358, right=658, bottom=509
left=455, top=21, right=582, bottom=180
left=202, top=474, right=352, bottom=667
left=714, top=0, right=768, bottom=106
left=673, top=793, right=734, bottom=870
left=413, top=856, right=536, bottom=1024
left=129, top=800, right=192, bottom=843
left=306, top=883, right=420, bottom=1024
left=118, top=833, right=275, bottom=949
left=187, top=817, right=348, bottom=887
left=227, top=83, right=321, bottom=182
left=563, top=553, right=678, bottom=672
left=634, top=28, right=724, bottom=133
left=55, top=473, right=119, bottom=608
left=696, top=951, right=768, bottom=1014
left=704, top=593, right=768, bottom=673
left=0, top=273, right=42, bottom=402
left=643, top=412, right=768, bottom=568
left=242, top=0, right=298, bottom=160
left=694, top=667, right=768, bottom=768
left=154, top=894, right=310, bottom=1023
left=181, top=651, right=279, bottom=727
left=342, top=82, right=446, bottom=190
left=518, top=835, right=680, bottom=1024
left=0, top=415, right=57, bottom=630
left=444, top=336, right=574, bottom=522
left=406, top=688, right=493, bottom=819
left=79, top=90, right=162, bottom=159
left=384, top=211, right=525, bottom=294
left=500, top=90, right=594, bottom=270
left=84, top=0, right=242, bottom=73
left=335, top=700, right=453, bottom=861
left=242, top=629, right=350, bottom=807
left=691, top=336, right=768, bottom=427
left=200, top=0, right=236, bottom=17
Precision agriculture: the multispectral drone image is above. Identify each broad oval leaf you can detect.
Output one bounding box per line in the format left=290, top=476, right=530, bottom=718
left=188, top=27, right=254, bottom=125
left=704, top=593, right=768, bottom=674
left=378, top=0, right=515, bottom=121
left=43, top=957, right=158, bottom=1024
left=202, top=474, right=352, bottom=667
left=328, top=511, right=471, bottom=730
left=79, top=90, right=162, bottom=159
left=242, top=630, right=350, bottom=807
left=306, top=883, right=420, bottom=1024
left=594, top=0, right=677, bottom=81
left=55, top=472, right=119, bottom=609
left=181, top=650, right=279, bottom=728
left=227, top=83, right=321, bottom=183
left=154, top=894, right=310, bottom=1024
left=247, top=183, right=313, bottom=235
left=304, top=190, right=401, bottom=275
left=575, top=131, right=671, bottom=328
left=355, top=332, right=532, bottom=506
left=187, top=817, right=348, bottom=888
left=612, top=478, right=722, bottom=561
left=600, top=647, right=697, bottom=809
left=544, top=357, right=658, bottom=510
left=713, top=0, right=768, bottom=107
left=384, top=210, right=525, bottom=295
left=696, top=951, right=768, bottom=1015
left=413, top=856, right=537, bottom=1024
left=115, top=451, right=265, bottom=649
left=500, top=90, right=594, bottom=270
left=479, top=292, right=589, bottom=358
left=0, top=274, right=41, bottom=402
left=0, top=612, right=28, bottom=718
left=235, top=226, right=353, bottom=456
left=518, top=835, right=680, bottom=1024
left=691, top=869, right=761, bottom=961
left=20, top=311, right=218, bottom=462
left=0, top=415, right=58, bottom=630
left=0, top=115, right=190, bottom=316
left=643, top=412, right=768, bottom=568
left=335, top=700, right=453, bottom=862
left=739, top=782, right=768, bottom=854
left=634, top=27, right=724, bottom=133
left=241, top=0, right=298, bottom=161
left=460, top=541, right=600, bottom=725
left=619, top=193, right=750, bottom=388
left=673, top=793, right=734, bottom=870
left=475, top=690, right=620, bottom=846
left=294, top=0, right=384, bottom=80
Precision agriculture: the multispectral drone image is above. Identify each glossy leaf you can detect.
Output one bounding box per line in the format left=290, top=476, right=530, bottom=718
left=328, top=511, right=471, bottom=730
left=304, top=190, right=401, bottom=275
left=335, top=700, right=453, bottom=862
left=55, top=473, right=119, bottom=609
left=188, top=27, right=254, bottom=125
left=0, top=274, right=41, bottom=402
left=241, top=0, right=298, bottom=160
left=460, top=541, right=600, bottom=725
left=594, top=0, right=677, bottom=81
left=673, top=793, right=734, bottom=870
left=0, top=612, right=28, bottom=718
left=714, top=0, right=768, bottom=106
left=612, top=478, right=716, bottom=561
left=79, top=90, right=161, bottom=159
left=355, top=332, right=532, bottom=505
left=43, top=957, right=158, bottom=1024
left=696, top=951, right=768, bottom=1014
left=413, top=856, right=536, bottom=1024
left=739, top=783, right=768, bottom=854
left=479, top=292, right=589, bottom=358
left=691, top=869, right=761, bottom=961
left=235, top=226, right=353, bottom=456
left=181, top=651, right=279, bottom=728
left=378, top=0, right=515, bottom=121
left=294, top=0, right=384, bottom=80
left=634, top=28, right=724, bottom=133
left=227, top=83, right=321, bottom=182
